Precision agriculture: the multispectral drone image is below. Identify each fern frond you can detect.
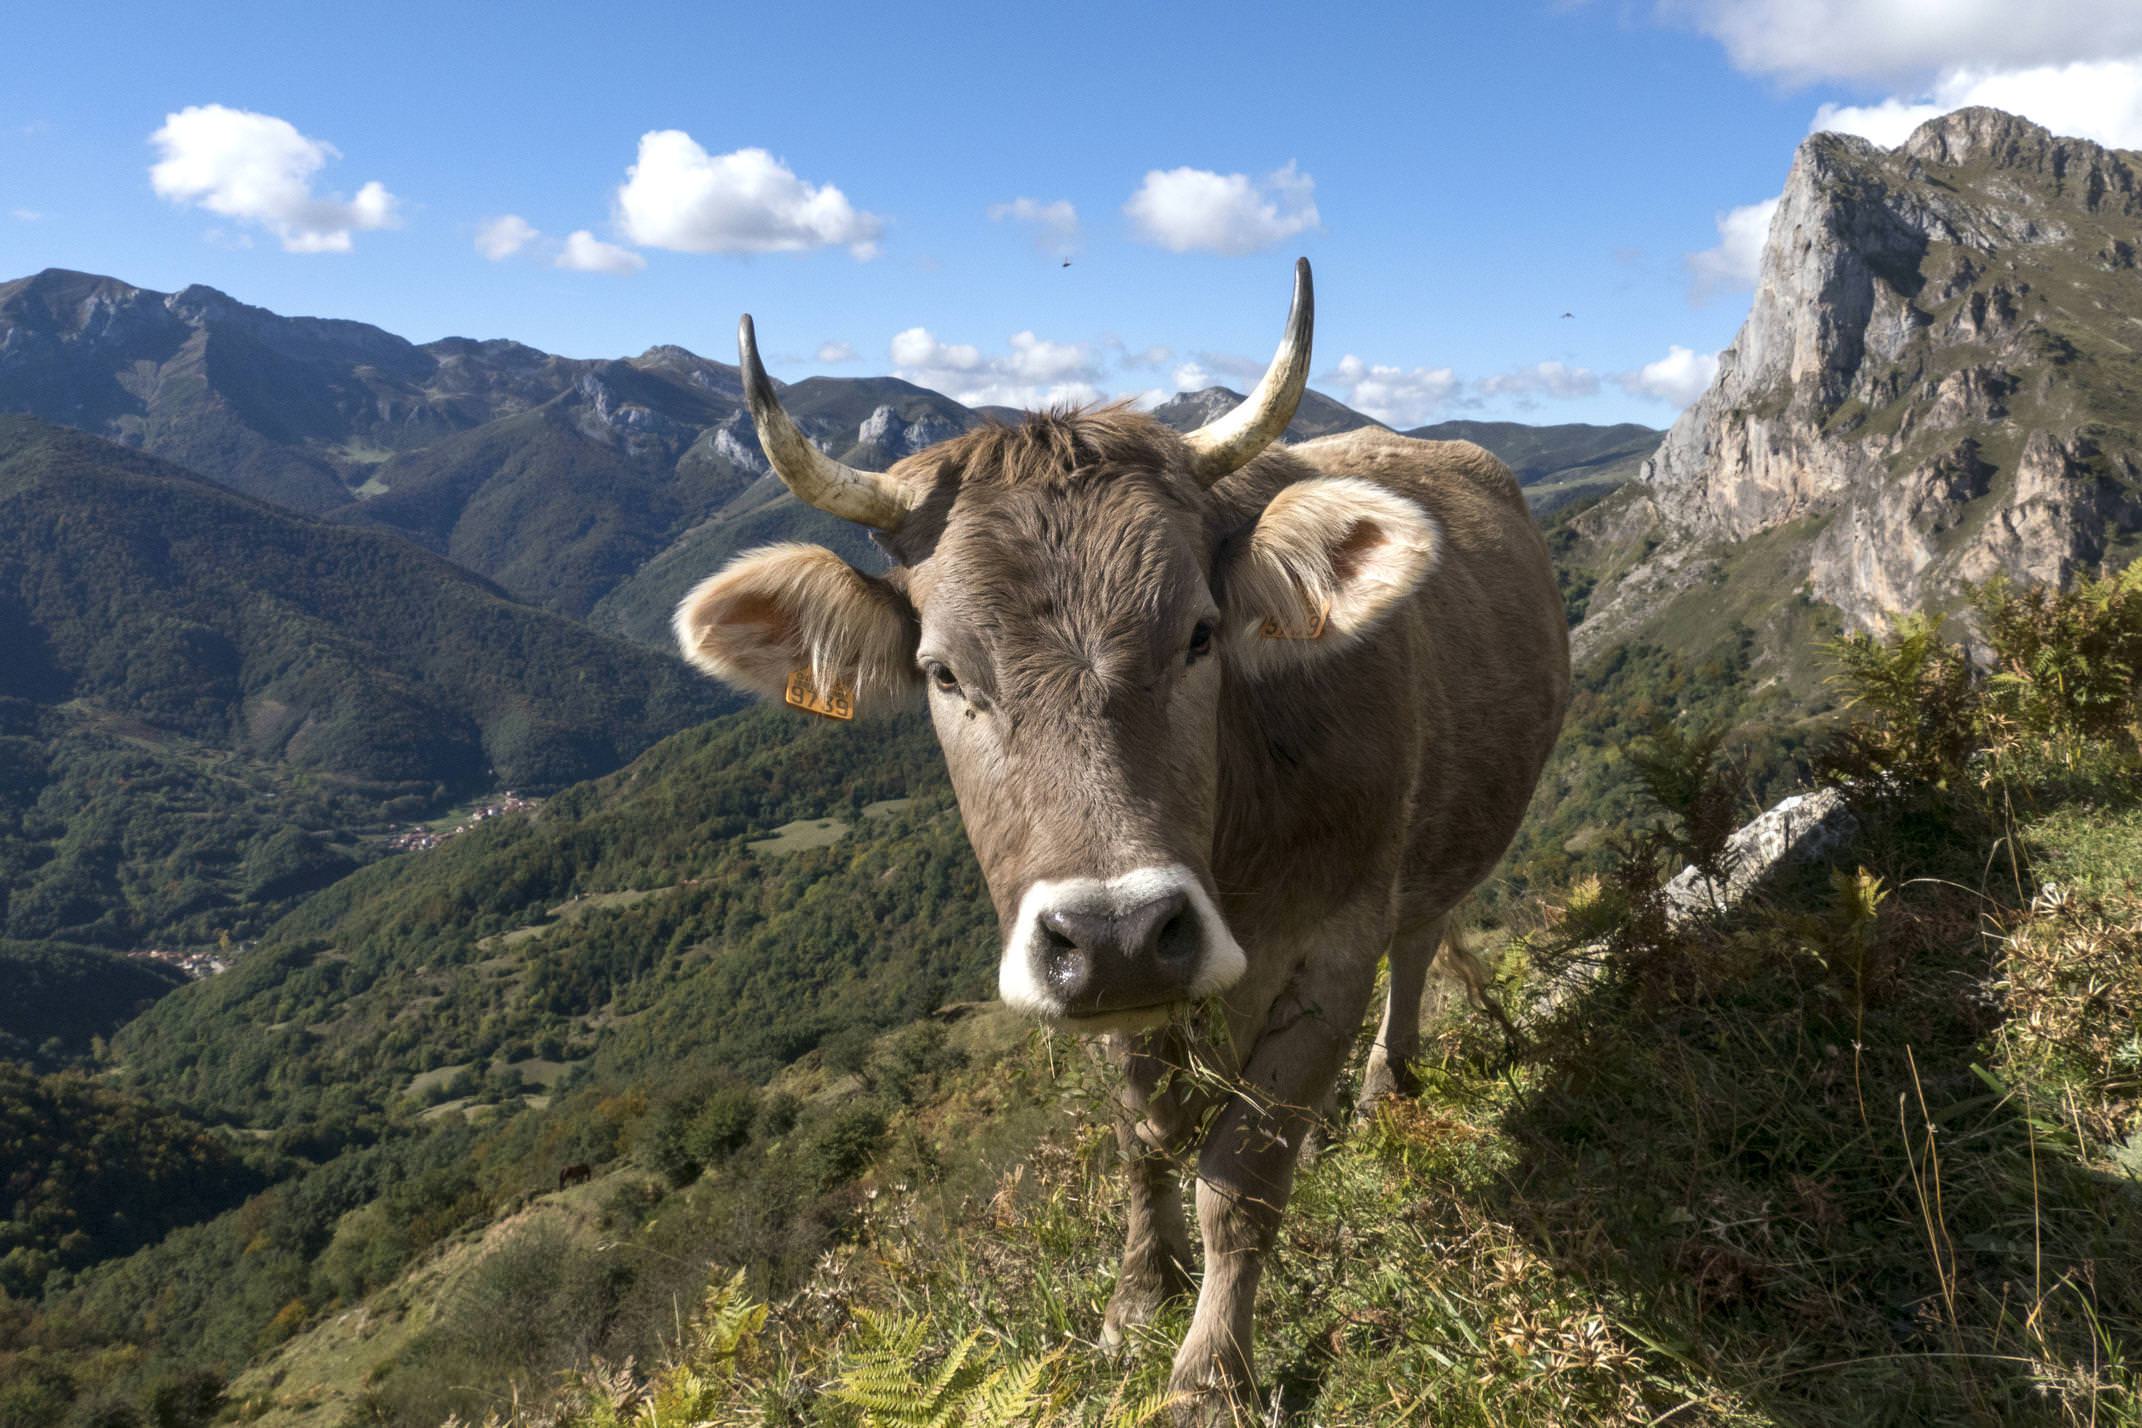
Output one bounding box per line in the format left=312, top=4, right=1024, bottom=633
left=1102, top=1381, right=1188, bottom=1427
left=921, top=1328, right=988, bottom=1404
left=962, top=1349, right=1058, bottom=1426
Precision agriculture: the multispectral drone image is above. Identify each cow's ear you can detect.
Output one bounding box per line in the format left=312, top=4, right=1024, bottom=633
left=674, top=544, right=919, bottom=714
left=1221, top=477, right=1439, bottom=673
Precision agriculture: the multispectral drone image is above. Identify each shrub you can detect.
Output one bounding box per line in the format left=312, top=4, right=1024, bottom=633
left=800, top=1103, right=888, bottom=1191
left=1976, top=564, right=2142, bottom=764
left=1823, top=567, right=2142, bottom=796
left=682, top=1088, right=757, bottom=1170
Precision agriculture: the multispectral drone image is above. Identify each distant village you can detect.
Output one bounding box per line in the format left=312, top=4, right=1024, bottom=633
left=385, top=792, right=541, bottom=853
left=115, top=795, right=545, bottom=981
left=125, top=946, right=233, bottom=980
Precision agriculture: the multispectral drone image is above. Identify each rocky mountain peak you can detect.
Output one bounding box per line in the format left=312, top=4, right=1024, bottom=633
left=855, top=402, right=964, bottom=459
left=1590, top=106, right=2142, bottom=646
left=629, top=344, right=742, bottom=400
left=0, top=269, right=165, bottom=343
left=1897, top=107, right=2140, bottom=201
left=1149, top=386, right=1239, bottom=429
left=164, top=282, right=246, bottom=323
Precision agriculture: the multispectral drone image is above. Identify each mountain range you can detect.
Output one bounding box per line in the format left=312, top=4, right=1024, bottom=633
left=0, top=267, right=1661, bottom=644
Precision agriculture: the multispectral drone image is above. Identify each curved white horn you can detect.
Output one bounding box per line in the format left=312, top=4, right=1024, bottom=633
left=738, top=314, right=915, bottom=531
left=1182, top=257, right=1314, bottom=486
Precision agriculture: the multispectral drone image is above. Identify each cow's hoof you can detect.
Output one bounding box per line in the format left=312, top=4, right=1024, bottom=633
left=1353, top=1053, right=1419, bottom=1119
left=1163, top=1376, right=1258, bottom=1427
left=1101, top=1264, right=1193, bottom=1355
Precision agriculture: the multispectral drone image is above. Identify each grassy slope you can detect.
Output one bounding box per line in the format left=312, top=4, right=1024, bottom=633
left=204, top=590, right=2142, bottom=1428
left=442, top=775, right=2137, bottom=1428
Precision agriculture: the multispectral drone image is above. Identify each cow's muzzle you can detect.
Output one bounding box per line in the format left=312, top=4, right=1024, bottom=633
left=998, top=865, right=1246, bottom=1023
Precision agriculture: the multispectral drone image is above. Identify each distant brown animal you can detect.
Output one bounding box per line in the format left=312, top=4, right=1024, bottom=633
left=557, top=1162, right=592, bottom=1191
left=673, top=259, right=1570, bottom=1420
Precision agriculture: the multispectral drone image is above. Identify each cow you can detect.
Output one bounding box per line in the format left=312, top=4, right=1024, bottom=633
left=673, top=259, right=1570, bottom=1418
left=557, top=1161, right=593, bottom=1191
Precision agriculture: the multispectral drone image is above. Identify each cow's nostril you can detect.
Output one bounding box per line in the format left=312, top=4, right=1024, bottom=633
left=1154, top=909, right=1197, bottom=965
left=1044, top=944, right=1090, bottom=999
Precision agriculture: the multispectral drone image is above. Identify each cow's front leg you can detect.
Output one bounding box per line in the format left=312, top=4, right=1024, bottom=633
left=1101, top=1030, right=1199, bottom=1352
left=1169, top=941, right=1380, bottom=1417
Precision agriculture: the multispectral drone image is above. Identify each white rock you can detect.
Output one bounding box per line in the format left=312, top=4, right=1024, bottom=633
left=1663, top=787, right=1859, bottom=923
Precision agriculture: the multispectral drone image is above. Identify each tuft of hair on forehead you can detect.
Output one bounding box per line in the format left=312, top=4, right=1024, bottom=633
left=915, top=404, right=1190, bottom=491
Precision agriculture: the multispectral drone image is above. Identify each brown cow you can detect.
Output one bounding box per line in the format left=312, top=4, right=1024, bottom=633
left=674, top=260, right=1569, bottom=1418
left=557, top=1162, right=592, bottom=1191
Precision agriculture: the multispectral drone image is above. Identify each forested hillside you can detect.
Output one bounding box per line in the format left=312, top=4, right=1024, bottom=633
left=0, top=416, right=727, bottom=947
left=0, top=941, right=184, bottom=1066
left=0, top=1063, right=271, bottom=1301
left=110, top=707, right=985, bottom=1135
left=0, top=699, right=1003, bottom=1422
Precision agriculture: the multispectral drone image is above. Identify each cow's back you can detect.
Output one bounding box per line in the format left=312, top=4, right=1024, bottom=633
left=1289, top=429, right=1571, bottom=916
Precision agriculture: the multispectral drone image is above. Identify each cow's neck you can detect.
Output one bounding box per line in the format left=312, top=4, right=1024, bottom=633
left=1210, top=623, right=1426, bottom=948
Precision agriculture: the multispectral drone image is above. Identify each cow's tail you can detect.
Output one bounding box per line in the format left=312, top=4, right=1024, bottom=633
left=1430, top=920, right=1527, bottom=1061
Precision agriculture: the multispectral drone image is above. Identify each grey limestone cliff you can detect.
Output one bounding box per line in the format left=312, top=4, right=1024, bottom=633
left=1581, top=107, right=2142, bottom=656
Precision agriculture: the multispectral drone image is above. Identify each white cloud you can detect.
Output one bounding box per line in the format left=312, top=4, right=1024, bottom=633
left=1185, top=351, right=1272, bottom=386
left=815, top=340, right=858, bottom=364
left=1006, top=330, right=1094, bottom=384
left=1172, top=361, right=1212, bottom=392
left=1618, top=345, right=1720, bottom=408
left=9, top=208, right=42, bottom=222
left=1664, top=0, right=2142, bottom=86
left=555, top=229, right=645, bottom=274
left=891, top=327, right=980, bottom=372
left=989, top=197, right=1080, bottom=257
left=1475, top=360, right=1601, bottom=403
left=474, top=213, right=538, bottom=260
left=890, top=326, right=1103, bottom=409
left=148, top=104, right=398, bottom=253
left=1686, top=197, right=1779, bottom=304
left=616, top=133, right=883, bottom=259
left=1321, top=353, right=1461, bottom=427
left=1812, top=58, right=2142, bottom=149
left=1124, top=161, right=1319, bottom=256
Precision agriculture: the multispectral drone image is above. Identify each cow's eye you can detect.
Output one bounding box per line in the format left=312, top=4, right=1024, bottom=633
left=925, top=660, right=961, bottom=694
left=1186, top=620, right=1216, bottom=665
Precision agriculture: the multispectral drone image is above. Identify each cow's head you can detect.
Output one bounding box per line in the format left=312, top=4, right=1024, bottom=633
left=675, top=261, right=1438, bottom=1028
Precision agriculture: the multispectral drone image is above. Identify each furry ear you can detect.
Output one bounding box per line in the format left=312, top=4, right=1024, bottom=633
left=673, top=544, right=919, bottom=714
left=1221, top=477, right=1440, bottom=674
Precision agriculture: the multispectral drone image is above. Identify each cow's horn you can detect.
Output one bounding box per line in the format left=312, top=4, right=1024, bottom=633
left=737, top=315, right=915, bottom=531
left=1182, top=257, right=1314, bottom=485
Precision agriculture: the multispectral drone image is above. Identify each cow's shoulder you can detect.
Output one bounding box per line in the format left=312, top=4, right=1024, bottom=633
left=1286, top=429, right=1524, bottom=511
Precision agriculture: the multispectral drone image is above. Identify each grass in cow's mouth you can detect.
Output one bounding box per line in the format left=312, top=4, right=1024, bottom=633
left=1052, top=1002, right=1184, bottom=1032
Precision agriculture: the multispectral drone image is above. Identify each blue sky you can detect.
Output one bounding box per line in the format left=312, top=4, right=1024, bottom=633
left=6, top=1, right=2140, bottom=427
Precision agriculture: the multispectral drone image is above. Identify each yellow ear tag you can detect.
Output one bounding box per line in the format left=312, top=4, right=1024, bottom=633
left=784, top=669, right=855, bottom=720
left=1259, top=601, right=1330, bottom=641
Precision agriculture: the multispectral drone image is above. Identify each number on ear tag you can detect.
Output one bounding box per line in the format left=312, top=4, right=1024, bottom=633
left=1259, top=601, right=1329, bottom=641
left=784, top=670, right=855, bottom=720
